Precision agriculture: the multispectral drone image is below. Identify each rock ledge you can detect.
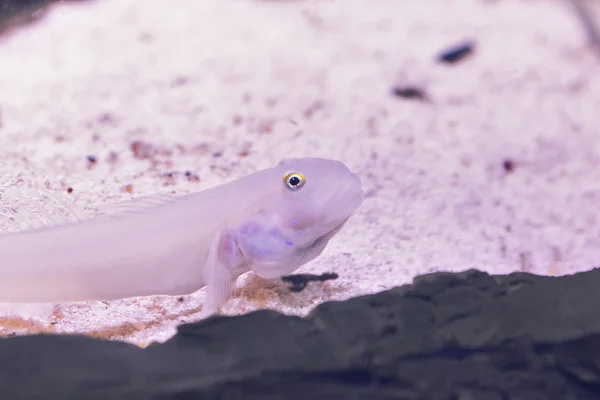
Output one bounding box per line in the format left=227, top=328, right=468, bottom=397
left=2, top=269, right=600, bottom=399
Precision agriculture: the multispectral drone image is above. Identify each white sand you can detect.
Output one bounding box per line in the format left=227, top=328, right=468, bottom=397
left=0, top=0, right=598, bottom=346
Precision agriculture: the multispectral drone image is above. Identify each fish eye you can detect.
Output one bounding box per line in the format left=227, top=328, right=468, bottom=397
left=283, top=172, right=306, bottom=191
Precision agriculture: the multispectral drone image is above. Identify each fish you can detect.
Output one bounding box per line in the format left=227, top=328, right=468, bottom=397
left=0, top=158, right=364, bottom=318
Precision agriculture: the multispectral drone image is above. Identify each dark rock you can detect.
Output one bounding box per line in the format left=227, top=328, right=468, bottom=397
left=2, top=268, right=600, bottom=399
left=0, top=0, right=91, bottom=35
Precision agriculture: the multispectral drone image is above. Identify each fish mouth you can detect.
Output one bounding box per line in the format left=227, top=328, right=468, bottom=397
left=322, top=174, right=363, bottom=225
left=346, top=172, right=364, bottom=206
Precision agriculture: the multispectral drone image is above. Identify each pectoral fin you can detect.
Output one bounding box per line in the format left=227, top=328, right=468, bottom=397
left=197, top=227, right=248, bottom=319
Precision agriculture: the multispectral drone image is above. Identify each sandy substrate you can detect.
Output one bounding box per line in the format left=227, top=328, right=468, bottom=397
left=0, top=0, right=598, bottom=346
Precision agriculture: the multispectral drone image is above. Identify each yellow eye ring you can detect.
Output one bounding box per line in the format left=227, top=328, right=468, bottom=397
left=283, top=172, right=306, bottom=191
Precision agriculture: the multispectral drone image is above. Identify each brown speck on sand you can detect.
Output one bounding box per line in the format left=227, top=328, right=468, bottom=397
left=122, top=184, right=134, bottom=194
left=184, top=170, right=200, bottom=182
left=130, top=140, right=157, bottom=160
left=257, top=119, right=274, bottom=134
left=162, top=172, right=176, bottom=186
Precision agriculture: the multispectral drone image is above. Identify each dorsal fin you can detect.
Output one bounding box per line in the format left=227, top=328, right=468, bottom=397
left=94, top=193, right=179, bottom=221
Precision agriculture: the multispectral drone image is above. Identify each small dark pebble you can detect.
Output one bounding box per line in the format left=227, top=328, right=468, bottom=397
left=503, top=159, right=516, bottom=173
left=162, top=172, right=177, bottom=186
left=184, top=170, right=200, bottom=182
left=391, top=86, right=428, bottom=101
left=281, top=272, right=339, bottom=293
left=66, top=187, right=73, bottom=194
left=437, top=41, right=475, bottom=64
left=86, top=155, right=97, bottom=163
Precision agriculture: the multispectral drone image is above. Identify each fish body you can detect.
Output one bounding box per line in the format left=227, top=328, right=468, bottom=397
left=0, top=158, right=364, bottom=317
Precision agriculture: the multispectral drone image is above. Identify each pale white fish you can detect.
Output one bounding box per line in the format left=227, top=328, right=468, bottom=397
left=0, top=158, right=364, bottom=318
